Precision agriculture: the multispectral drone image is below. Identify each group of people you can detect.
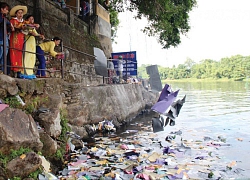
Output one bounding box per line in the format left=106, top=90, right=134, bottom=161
left=0, top=2, right=64, bottom=79
left=107, top=55, right=124, bottom=84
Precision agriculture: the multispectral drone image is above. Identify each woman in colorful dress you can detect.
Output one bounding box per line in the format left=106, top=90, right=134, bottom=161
left=9, top=5, right=27, bottom=77
left=22, top=15, right=44, bottom=79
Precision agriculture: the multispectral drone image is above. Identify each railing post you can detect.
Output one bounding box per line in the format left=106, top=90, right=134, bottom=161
left=76, top=0, right=80, bottom=15
left=3, top=15, right=7, bottom=74
left=61, top=41, right=64, bottom=79
left=125, top=59, right=128, bottom=82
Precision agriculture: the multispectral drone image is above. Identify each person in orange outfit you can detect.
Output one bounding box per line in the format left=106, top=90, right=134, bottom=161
left=9, top=5, right=27, bottom=77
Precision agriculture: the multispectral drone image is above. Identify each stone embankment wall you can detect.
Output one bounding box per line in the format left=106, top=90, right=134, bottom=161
left=15, top=77, right=157, bottom=122
left=0, top=74, right=158, bottom=139
left=4, top=0, right=103, bottom=85
left=0, top=74, right=158, bottom=178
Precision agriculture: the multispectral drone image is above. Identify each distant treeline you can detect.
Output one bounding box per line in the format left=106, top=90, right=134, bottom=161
left=138, top=55, right=250, bottom=81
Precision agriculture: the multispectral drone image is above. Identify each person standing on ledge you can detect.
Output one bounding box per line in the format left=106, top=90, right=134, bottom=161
left=9, top=5, right=27, bottom=77
left=118, top=55, right=123, bottom=83
left=22, top=15, right=44, bottom=79
left=107, top=56, right=115, bottom=84
left=0, top=2, right=14, bottom=72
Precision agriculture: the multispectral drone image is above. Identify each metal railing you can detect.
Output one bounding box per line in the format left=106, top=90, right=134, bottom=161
left=0, top=16, right=99, bottom=82
left=61, top=44, right=100, bottom=81
left=0, top=42, right=97, bottom=81
left=2, top=14, right=7, bottom=74
left=104, top=58, right=138, bottom=84
left=0, top=41, right=64, bottom=78
left=0, top=15, right=137, bottom=85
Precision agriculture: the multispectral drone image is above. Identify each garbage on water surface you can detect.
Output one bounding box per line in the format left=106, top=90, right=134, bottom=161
left=37, top=118, right=247, bottom=180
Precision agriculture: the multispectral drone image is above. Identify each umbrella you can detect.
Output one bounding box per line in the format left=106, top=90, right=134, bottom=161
left=151, top=89, right=179, bottom=114
left=164, top=95, right=186, bottom=120
left=93, top=47, right=108, bottom=77
left=157, top=84, right=173, bottom=102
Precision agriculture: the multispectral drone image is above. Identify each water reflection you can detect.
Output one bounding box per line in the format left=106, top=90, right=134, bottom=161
left=171, top=81, right=250, bottom=92
left=170, top=81, right=250, bottom=117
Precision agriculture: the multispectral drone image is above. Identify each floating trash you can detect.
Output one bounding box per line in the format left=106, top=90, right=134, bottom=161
left=35, top=111, right=247, bottom=180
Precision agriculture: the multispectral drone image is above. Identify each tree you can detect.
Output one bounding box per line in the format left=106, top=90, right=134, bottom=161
left=144, top=54, right=250, bottom=81
left=137, top=64, right=150, bottom=79
left=110, top=0, right=197, bottom=49
left=177, top=64, right=189, bottom=78
left=184, top=57, right=196, bottom=70
left=158, top=66, right=171, bottom=79
left=110, top=8, right=120, bottom=41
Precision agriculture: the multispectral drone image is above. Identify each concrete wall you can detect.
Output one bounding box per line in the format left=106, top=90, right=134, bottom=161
left=0, top=76, right=158, bottom=126
left=96, top=3, right=110, bottom=23
left=64, top=83, right=156, bottom=125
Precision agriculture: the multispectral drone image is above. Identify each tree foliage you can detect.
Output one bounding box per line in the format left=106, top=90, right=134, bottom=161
left=109, top=0, right=197, bottom=49
left=137, top=64, right=150, bottom=79
left=138, top=55, right=250, bottom=81
left=109, top=8, right=120, bottom=41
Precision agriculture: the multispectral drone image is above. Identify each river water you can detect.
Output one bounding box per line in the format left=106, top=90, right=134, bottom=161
left=114, top=81, right=250, bottom=179
left=168, top=81, right=250, bottom=165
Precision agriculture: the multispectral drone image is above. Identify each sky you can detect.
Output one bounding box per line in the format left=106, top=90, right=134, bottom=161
left=112, top=0, right=250, bottom=67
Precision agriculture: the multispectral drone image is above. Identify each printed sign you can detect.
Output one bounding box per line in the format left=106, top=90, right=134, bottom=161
left=111, top=51, right=137, bottom=76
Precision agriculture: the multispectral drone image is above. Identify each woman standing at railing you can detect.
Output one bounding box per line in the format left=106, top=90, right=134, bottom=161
left=36, top=37, right=64, bottom=78
left=21, top=15, right=45, bottom=79
left=0, top=2, right=14, bottom=72
left=9, top=5, right=27, bottom=78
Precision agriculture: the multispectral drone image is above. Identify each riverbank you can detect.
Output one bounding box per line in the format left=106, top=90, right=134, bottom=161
left=0, top=74, right=158, bottom=179
left=162, top=77, right=250, bottom=83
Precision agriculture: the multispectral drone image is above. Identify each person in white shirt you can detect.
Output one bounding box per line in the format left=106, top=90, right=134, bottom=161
left=118, top=55, right=123, bottom=83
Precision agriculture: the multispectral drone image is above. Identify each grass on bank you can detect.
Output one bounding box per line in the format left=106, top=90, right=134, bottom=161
left=162, top=77, right=250, bottom=83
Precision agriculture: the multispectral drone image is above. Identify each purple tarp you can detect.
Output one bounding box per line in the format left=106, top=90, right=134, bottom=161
left=151, top=89, right=179, bottom=114
left=157, top=84, right=172, bottom=102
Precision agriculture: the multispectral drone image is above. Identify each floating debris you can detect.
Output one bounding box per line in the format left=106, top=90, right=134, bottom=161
left=36, top=111, right=247, bottom=179
left=98, top=119, right=116, bottom=132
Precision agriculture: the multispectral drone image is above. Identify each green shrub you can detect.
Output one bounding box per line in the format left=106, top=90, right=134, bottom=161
left=0, top=147, right=32, bottom=167
left=4, top=96, right=22, bottom=109
left=59, top=109, right=71, bottom=142
left=28, top=167, right=43, bottom=179
left=4, top=95, right=48, bottom=114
